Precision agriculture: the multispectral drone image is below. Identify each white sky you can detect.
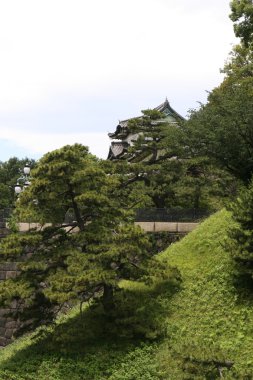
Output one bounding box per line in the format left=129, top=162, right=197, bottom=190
left=0, top=0, right=237, bottom=161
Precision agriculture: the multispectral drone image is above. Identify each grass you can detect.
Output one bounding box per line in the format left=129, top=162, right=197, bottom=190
left=0, top=210, right=253, bottom=378
left=157, top=209, right=253, bottom=378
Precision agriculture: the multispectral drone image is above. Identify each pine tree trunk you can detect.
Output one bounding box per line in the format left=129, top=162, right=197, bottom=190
left=193, top=184, right=201, bottom=209
left=68, top=183, right=85, bottom=231
left=102, top=284, right=115, bottom=312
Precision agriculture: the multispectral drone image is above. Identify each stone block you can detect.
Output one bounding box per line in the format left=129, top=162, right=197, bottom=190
left=0, top=309, right=9, bottom=317
left=0, top=337, right=7, bottom=346
left=0, top=318, right=7, bottom=328
left=135, top=222, right=155, bottom=232
left=18, top=223, right=30, bottom=232
left=0, top=272, right=6, bottom=280
left=0, top=328, right=6, bottom=336
left=5, top=321, right=17, bottom=329
left=5, top=329, right=13, bottom=339
left=10, top=299, right=18, bottom=309
left=177, top=223, right=198, bottom=233
left=2, top=263, right=17, bottom=271
left=6, top=317, right=15, bottom=322
left=17, top=222, right=52, bottom=232
left=154, top=222, right=178, bottom=232
left=29, top=223, right=39, bottom=230
left=6, top=271, right=17, bottom=279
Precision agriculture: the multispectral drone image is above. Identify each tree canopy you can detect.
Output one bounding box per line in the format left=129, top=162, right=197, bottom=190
left=185, top=77, right=253, bottom=183
left=113, top=109, right=236, bottom=210
left=181, top=40, right=253, bottom=186
left=230, top=0, right=253, bottom=46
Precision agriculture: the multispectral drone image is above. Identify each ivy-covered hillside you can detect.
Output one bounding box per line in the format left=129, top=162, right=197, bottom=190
left=0, top=210, right=253, bottom=379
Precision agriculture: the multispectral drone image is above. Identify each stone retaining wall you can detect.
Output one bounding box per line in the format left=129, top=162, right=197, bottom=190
left=16, top=222, right=199, bottom=233
left=0, top=261, right=20, bottom=346
left=135, top=221, right=199, bottom=233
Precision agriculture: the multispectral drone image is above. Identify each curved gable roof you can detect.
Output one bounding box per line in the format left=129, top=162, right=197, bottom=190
left=108, top=98, right=184, bottom=140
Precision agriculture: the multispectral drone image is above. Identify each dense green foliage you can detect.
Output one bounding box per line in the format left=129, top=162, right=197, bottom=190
left=185, top=57, right=253, bottom=184
left=1, top=211, right=253, bottom=378
left=115, top=109, right=234, bottom=210
left=0, top=144, right=174, bottom=331
left=110, top=109, right=186, bottom=209
left=182, top=3, right=253, bottom=186
left=230, top=0, right=253, bottom=46
left=226, top=179, right=253, bottom=274
left=184, top=44, right=253, bottom=185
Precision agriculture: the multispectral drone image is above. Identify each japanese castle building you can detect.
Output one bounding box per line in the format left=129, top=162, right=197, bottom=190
left=107, top=98, right=184, bottom=161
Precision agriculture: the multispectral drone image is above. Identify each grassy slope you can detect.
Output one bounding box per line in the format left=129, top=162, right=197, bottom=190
left=0, top=210, right=253, bottom=379
left=158, top=210, right=253, bottom=379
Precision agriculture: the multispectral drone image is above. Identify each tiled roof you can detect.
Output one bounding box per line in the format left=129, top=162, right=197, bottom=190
left=108, top=98, right=184, bottom=140
left=155, top=98, right=184, bottom=120
left=107, top=99, right=184, bottom=160
left=111, top=142, right=125, bottom=156
left=107, top=141, right=129, bottom=160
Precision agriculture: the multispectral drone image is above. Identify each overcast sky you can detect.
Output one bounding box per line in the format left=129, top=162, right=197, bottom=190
left=0, top=0, right=237, bottom=161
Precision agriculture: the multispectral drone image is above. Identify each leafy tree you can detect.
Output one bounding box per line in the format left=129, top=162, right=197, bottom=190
left=180, top=2, right=253, bottom=185
left=223, top=43, right=253, bottom=79
left=230, top=0, right=253, bottom=46
left=184, top=47, right=253, bottom=185
left=0, top=144, right=169, bottom=331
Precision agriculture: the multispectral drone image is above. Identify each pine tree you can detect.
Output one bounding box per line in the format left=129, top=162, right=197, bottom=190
left=114, top=109, right=231, bottom=210
left=0, top=144, right=160, bottom=330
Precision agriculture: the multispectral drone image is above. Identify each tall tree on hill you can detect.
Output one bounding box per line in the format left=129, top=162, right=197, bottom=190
left=182, top=40, right=253, bottom=186
left=0, top=144, right=169, bottom=330
left=183, top=1, right=253, bottom=185
left=185, top=79, right=253, bottom=183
